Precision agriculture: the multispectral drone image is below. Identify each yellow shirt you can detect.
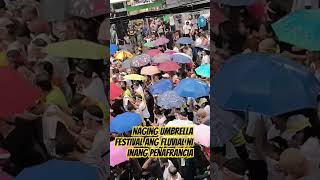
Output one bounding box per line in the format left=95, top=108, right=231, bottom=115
left=46, top=87, right=68, bottom=109
left=0, top=51, right=7, bottom=67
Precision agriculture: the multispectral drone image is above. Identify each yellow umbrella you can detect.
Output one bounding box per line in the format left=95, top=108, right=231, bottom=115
left=114, top=50, right=133, bottom=61
left=140, top=66, right=160, bottom=76
left=123, top=74, right=146, bottom=81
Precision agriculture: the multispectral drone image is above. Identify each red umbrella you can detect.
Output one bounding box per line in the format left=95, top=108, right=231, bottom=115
left=158, top=61, right=181, bottom=72
left=110, top=83, right=123, bottom=100
left=0, top=67, right=41, bottom=118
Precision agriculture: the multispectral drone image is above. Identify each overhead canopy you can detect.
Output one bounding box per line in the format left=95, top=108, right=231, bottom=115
left=111, top=0, right=127, bottom=3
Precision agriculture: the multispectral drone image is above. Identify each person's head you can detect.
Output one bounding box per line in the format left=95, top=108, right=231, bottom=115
left=272, top=115, right=288, bottom=132
left=176, top=111, right=188, bottom=120
left=221, top=158, right=247, bottom=180
left=64, top=18, right=84, bottom=40
left=35, top=61, right=54, bottom=78
left=258, top=38, right=279, bottom=53
left=186, top=21, right=190, bottom=26
left=136, top=95, right=143, bottom=103
left=168, top=166, right=179, bottom=177
left=283, top=115, right=314, bottom=146
left=75, top=62, right=93, bottom=83
left=35, top=72, right=53, bottom=93
left=160, top=158, right=169, bottom=167
left=0, top=18, right=15, bottom=40
left=196, top=109, right=207, bottom=123
left=127, top=101, right=135, bottom=112
left=21, top=5, right=38, bottom=23
left=279, top=148, right=309, bottom=178
left=83, top=105, right=104, bottom=129
left=258, top=23, right=273, bottom=40
left=29, top=33, right=50, bottom=59
left=72, top=105, right=85, bottom=127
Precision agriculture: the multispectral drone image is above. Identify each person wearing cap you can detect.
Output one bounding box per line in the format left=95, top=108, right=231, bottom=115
left=70, top=105, right=109, bottom=180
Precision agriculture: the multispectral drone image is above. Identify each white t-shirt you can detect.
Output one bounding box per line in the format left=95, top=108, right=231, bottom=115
left=163, top=160, right=175, bottom=180
left=195, top=37, right=202, bottom=46
left=266, top=157, right=284, bottom=180
left=246, top=112, right=272, bottom=160
left=81, top=75, right=108, bottom=104
left=183, top=24, right=191, bottom=35
left=300, top=137, right=320, bottom=162
left=169, top=16, right=175, bottom=26
left=136, top=101, right=150, bottom=119
left=201, top=55, right=210, bottom=65
left=157, top=115, right=167, bottom=126
left=81, top=130, right=109, bottom=180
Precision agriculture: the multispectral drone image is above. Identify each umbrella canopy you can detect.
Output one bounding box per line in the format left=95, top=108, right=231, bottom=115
left=213, top=0, right=256, bottom=6
left=144, top=41, right=155, bottom=48
left=195, top=64, right=210, bottom=78
left=194, top=124, right=210, bottom=147
left=197, top=16, right=207, bottom=28
left=110, top=44, right=118, bottom=55
left=158, top=61, right=181, bottom=72
left=15, top=160, right=99, bottom=180
left=176, top=37, right=193, bottom=45
left=149, top=79, right=173, bottom=95
left=110, top=141, right=129, bottom=167
left=174, top=78, right=210, bottom=99
left=114, top=50, right=134, bottom=61
left=154, top=37, right=170, bottom=46
left=43, top=39, right=106, bottom=60
left=211, top=101, right=246, bottom=147
left=272, top=9, right=320, bottom=51
left=123, top=74, right=146, bottom=81
left=140, top=66, right=160, bottom=76
left=110, top=83, right=123, bottom=100
left=152, top=53, right=171, bottom=63
left=147, top=49, right=161, bottom=57
left=196, top=45, right=209, bottom=51
left=110, top=112, right=142, bottom=133
left=172, top=53, right=192, bottom=64
left=213, top=53, right=320, bottom=116
left=157, top=91, right=185, bottom=109
left=164, top=50, right=177, bottom=56
left=131, top=54, right=151, bottom=68
left=0, top=67, right=41, bottom=118
left=165, top=119, right=195, bottom=127
left=121, top=59, right=132, bottom=69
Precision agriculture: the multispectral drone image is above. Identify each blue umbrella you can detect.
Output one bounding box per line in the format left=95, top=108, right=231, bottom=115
left=157, top=91, right=185, bottom=109
left=211, top=100, right=246, bottom=147
left=172, top=53, right=192, bottom=64
left=110, top=44, right=118, bottom=55
left=149, top=79, right=173, bottom=95
left=176, top=37, right=193, bottom=45
left=16, top=160, right=99, bottom=180
left=197, top=16, right=207, bottom=28
left=213, top=53, right=320, bottom=116
left=272, top=9, right=320, bottom=51
left=195, top=64, right=210, bottom=78
left=214, top=0, right=256, bottom=6
left=174, top=78, right=210, bottom=98
left=110, top=112, right=142, bottom=133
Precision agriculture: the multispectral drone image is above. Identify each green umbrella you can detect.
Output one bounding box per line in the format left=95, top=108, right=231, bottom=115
left=163, top=15, right=169, bottom=24
left=43, top=39, right=107, bottom=60
left=143, top=41, right=155, bottom=48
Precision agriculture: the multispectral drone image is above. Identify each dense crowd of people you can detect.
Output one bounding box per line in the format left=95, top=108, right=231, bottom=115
left=0, top=0, right=108, bottom=179
left=110, top=12, right=211, bottom=179
left=211, top=1, right=320, bottom=180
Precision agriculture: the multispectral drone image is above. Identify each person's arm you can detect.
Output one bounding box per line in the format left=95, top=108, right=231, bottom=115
left=255, top=117, right=267, bottom=160
left=142, top=158, right=152, bottom=170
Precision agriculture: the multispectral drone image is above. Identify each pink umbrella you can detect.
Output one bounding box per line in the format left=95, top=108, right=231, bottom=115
left=194, top=124, right=210, bottom=147
left=152, top=53, right=171, bottom=64
left=158, top=61, right=181, bottom=72
left=164, top=50, right=177, bottom=56
left=154, top=37, right=170, bottom=46
left=110, top=141, right=129, bottom=167
left=147, top=49, right=161, bottom=57
left=141, top=66, right=160, bottom=76
left=110, top=82, right=123, bottom=100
